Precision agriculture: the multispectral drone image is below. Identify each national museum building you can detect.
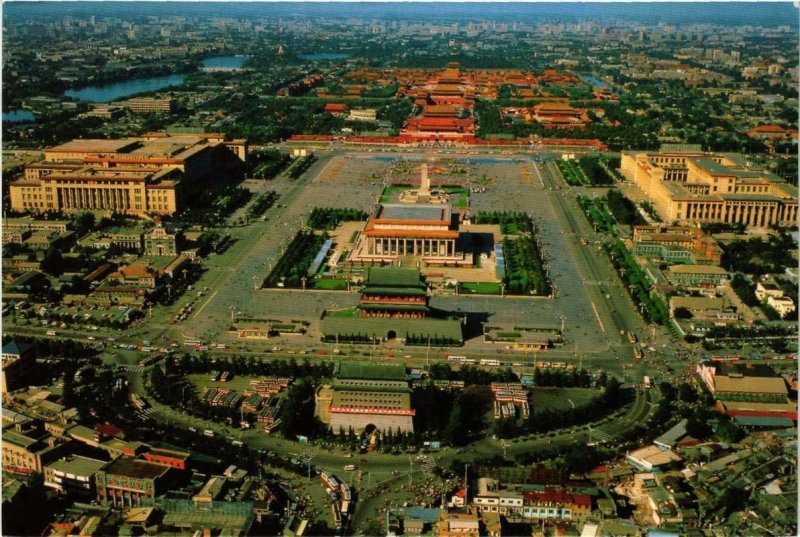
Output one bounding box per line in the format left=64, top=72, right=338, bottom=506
left=621, top=147, right=798, bottom=227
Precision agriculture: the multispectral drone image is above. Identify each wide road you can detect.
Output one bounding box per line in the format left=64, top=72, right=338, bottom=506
left=536, top=160, right=645, bottom=346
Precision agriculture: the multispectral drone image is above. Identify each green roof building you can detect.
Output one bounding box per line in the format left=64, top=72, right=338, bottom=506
left=358, top=267, right=430, bottom=318
left=322, top=267, right=463, bottom=345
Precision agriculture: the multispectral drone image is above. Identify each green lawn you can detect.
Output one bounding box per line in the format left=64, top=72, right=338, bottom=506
left=379, top=184, right=411, bottom=203
left=531, top=387, right=599, bottom=413
left=556, top=159, right=587, bottom=186
left=460, top=282, right=503, bottom=295
left=324, top=307, right=360, bottom=318
left=313, top=278, right=349, bottom=290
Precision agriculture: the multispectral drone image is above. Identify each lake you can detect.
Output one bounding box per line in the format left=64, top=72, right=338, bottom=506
left=63, top=73, right=187, bottom=102
left=580, top=74, right=612, bottom=91
left=201, top=55, right=250, bottom=70
left=3, top=110, right=36, bottom=123
left=299, top=52, right=351, bottom=61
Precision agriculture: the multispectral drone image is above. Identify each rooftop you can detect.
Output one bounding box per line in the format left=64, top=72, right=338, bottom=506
left=2, top=339, right=35, bottom=357
left=336, top=362, right=407, bottom=381
left=100, top=457, right=170, bottom=480
left=691, top=157, right=731, bottom=176
left=47, top=455, right=108, bottom=477
left=627, top=445, right=683, bottom=467
left=668, top=265, right=729, bottom=275
left=714, top=375, right=788, bottom=396
left=377, top=204, right=450, bottom=222
left=365, top=267, right=424, bottom=289
left=46, top=139, right=139, bottom=154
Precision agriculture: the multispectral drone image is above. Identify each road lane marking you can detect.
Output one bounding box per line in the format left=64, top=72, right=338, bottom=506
left=531, top=162, right=546, bottom=187
left=193, top=289, right=219, bottom=319
left=591, top=301, right=606, bottom=333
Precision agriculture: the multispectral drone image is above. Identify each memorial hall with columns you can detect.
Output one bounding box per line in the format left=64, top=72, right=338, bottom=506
left=350, top=163, right=472, bottom=266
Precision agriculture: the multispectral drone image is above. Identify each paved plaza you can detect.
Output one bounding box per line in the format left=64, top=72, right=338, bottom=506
left=124, top=147, right=656, bottom=370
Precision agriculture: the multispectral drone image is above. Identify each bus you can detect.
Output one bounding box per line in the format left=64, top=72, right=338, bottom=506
left=633, top=347, right=643, bottom=360
left=480, top=359, right=502, bottom=366
left=447, top=355, right=467, bottom=362
left=331, top=505, right=343, bottom=530
left=643, top=376, right=652, bottom=389
left=220, top=371, right=230, bottom=383
left=130, top=394, right=149, bottom=411
left=210, top=370, right=220, bottom=381
left=627, top=331, right=637, bottom=344
left=320, top=471, right=340, bottom=491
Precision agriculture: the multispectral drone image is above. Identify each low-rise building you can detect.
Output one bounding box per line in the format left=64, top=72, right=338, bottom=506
left=666, top=265, right=729, bottom=288
left=626, top=445, right=683, bottom=473
left=124, top=97, right=176, bottom=114
left=348, top=108, right=378, bottom=122
left=437, top=511, right=479, bottom=537
left=44, top=455, right=108, bottom=499
left=143, top=222, right=180, bottom=256
left=107, top=264, right=157, bottom=288
left=755, top=281, right=785, bottom=300
left=141, top=447, right=190, bottom=470
left=767, top=295, right=795, bottom=318
left=2, top=428, right=72, bottom=476
left=521, top=491, right=592, bottom=522
left=95, top=457, right=171, bottom=507
left=193, top=476, right=227, bottom=502
left=472, top=478, right=524, bottom=517
left=669, top=296, right=738, bottom=322
left=1, top=340, right=36, bottom=395
left=696, top=361, right=796, bottom=424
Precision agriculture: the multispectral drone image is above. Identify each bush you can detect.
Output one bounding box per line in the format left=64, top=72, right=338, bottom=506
left=307, top=207, right=368, bottom=230
left=263, top=230, right=327, bottom=288
left=606, top=190, right=646, bottom=226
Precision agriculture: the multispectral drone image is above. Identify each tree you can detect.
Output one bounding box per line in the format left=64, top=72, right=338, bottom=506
left=444, top=396, right=465, bottom=446
left=678, top=382, right=698, bottom=404
left=40, top=248, right=64, bottom=276
left=73, top=212, right=96, bottom=236
left=686, top=411, right=712, bottom=440
left=280, top=377, right=317, bottom=438
left=715, top=417, right=744, bottom=443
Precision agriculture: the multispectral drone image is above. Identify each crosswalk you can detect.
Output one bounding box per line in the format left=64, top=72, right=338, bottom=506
left=587, top=426, right=613, bottom=444
left=135, top=408, right=156, bottom=421
left=123, top=364, right=148, bottom=373
left=415, top=456, right=436, bottom=474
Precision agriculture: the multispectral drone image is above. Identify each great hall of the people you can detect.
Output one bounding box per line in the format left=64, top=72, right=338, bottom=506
left=621, top=147, right=798, bottom=227
left=9, top=133, right=246, bottom=217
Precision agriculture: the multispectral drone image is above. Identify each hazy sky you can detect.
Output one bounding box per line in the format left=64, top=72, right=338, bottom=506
left=4, top=2, right=798, bottom=28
